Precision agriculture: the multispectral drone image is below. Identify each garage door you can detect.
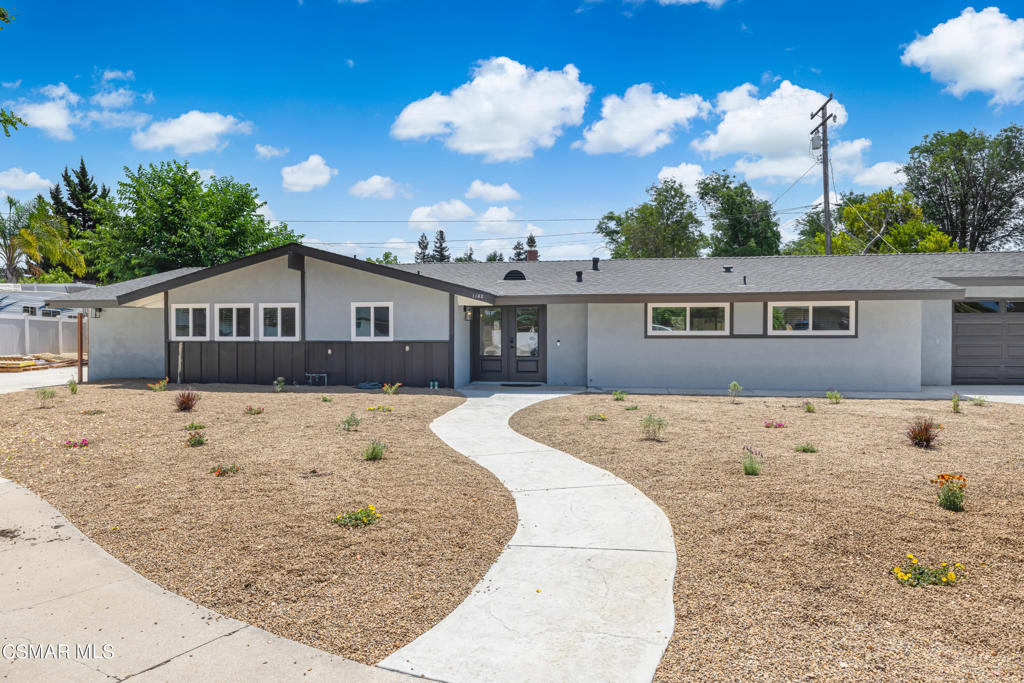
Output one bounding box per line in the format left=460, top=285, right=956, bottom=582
left=952, top=300, right=1024, bottom=384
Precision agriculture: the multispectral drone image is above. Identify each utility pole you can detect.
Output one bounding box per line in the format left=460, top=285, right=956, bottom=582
left=811, top=94, right=837, bottom=255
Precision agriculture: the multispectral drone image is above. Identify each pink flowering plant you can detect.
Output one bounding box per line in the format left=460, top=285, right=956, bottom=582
left=63, top=438, right=89, bottom=449
left=244, top=405, right=264, bottom=415
left=764, top=419, right=787, bottom=428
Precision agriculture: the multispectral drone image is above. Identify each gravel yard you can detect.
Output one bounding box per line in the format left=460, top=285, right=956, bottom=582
left=510, top=392, right=1024, bottom=681
left=0, top=381, right=515, bottom=665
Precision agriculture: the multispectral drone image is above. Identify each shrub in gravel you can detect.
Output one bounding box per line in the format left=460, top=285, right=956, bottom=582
left=952, top=392, right=961, bottom=413
left=210, top=464, right=241, bottom=477
left=184, top=421, right=205, bottom=430
left=641, top=414, right=666, bottom=440
left=185, top=430, right=206, bottom=447
left=147, top=377, right=169, bottom=391
left=764, top=419, right=786, bottom=428
left=36, top=387, right=57, bottom=408
left=334, top=504, right=381, bottom=527
left=67, top=379, right=78, bottom=395
left=367, top=404, right=393, bottom=413
left=63, top=438, right=88, bottom=449
left=273, top=377, right=285, bottom=392
left=624, top=404, right=639, bottom=411
left=827, top=389, right=843, bottom=404
left=382, top=382, right=403, bottom=395
left=741, top=445, right=763, bottom=475
left=244, top=405, right=264, bottom=415
left=175, top=390, right=201, bottom=412
left=972, top=395, right=988, bottom=407
left=612, top=390, right=627, bottom=401
left=587, top=413, right=608, bottom=422
left=803, top=402, right=816, bottom=413
left=81, top=409, right=105, bottom=415
left=321, top=395, right=333, bottom=403
left=931, top=473, right=966, bottom=512
left=362, top=438, right=386, bottom=461
left=728, top=380, right=742, bottom=403
left=794, top=442, right=817, bottom=453
left=893, top=554, right=963, bottom=587
left=341, top=412, right=362, bottom=431
left=906, top=418, right=940, bottom=448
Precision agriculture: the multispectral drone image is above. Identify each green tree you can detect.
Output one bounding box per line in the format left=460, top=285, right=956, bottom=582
left=511, top=240, right=527, bottom=261
left=414, top=233, right=431, bottom=263
left=903, top=125, right=1024, bottom=250
left=87, top=161, right=300, bottom=283
left=50, top=157, right=110, bottom=236
left=596, top=179, right=706, bottom=258
left=431, top=229, right=450, bottom=262
left=454, top=246, right=477, bottom=262
left=485, top=250, right=504, bottom=262
left=782, top=194, right=864, bottom=255
left=526, top=232, right=537, bottom=251
left=0, top=7, right=25, bottom=137
left=1, top=196, right=86, bottom=283
left=697, top=171, right=780, bottom=256
left=367, top=251, right=399, bottom=264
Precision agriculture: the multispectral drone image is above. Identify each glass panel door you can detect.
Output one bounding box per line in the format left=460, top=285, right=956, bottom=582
left=515, top=307, right=539, bottom=357
left=479, top=307, right=502, bottom=356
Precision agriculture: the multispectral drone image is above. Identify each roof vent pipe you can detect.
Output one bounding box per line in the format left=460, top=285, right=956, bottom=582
left=576, top=270, right=583, bottom=283
left=722, top=265, right=733, bottom=273
left=592, top=257, right=600, bottom=271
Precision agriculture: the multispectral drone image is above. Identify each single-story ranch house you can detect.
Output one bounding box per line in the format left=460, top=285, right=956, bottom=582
left=48, top=243, right=1024, bottom=391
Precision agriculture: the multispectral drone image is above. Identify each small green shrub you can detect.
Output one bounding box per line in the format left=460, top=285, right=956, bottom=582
left=341, top=412, right=362, bottom=431
left=36, top=387, right=57, bottom=408
left=367, top=404, right=393, bottom=413
left=334, top=504, right=381, bottom=527
left=67, top=378, right=78, bottom=395
left=794, top=442, right=817, bottom=453
left=382, top=382, right=403, bottom=395
left=185, top=421, right=205, bottom=430
left=175, top=390, right=201, bottom=412
left=906, top=418, right=940, bottom=448
left=951, top=392, right=961, bottom=413
left=728, top=380, right=742, bottom=403
left=893, top=554, right=963, bottom=587
left=210, top=464, right=241, bottom=477
left=362, top=438, right=386, bottom=461
left=972, top=395, right=988, bottom=407
left=147, top=377, right=169, bottom=391
left=641, top=414, right=666, bottom=440
left=612, top=390, right=627, bottom=401
left=185, top=430, right=206, bottom=447
left=741, top=445, right=763, bottom=475
left=273, top=377, right=285, bottom=392
left=587, top=413, right=608, bottom=421
left=826, top=389, right=842, bottom=404
left=624, top=404, right=639, bottom=411
left=81, top=409, right=104, bottom=415
left=803, top=402, right=816, bottom=413
left=931, top=473, right=966, bottom=512
left=321, top=395, right=333, bottom=403
left=244, top=405, right=264, bottom=415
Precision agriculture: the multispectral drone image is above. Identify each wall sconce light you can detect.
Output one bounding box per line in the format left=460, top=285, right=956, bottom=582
left=463, top=306, right=473, bottom=321
left=91, top=308, right=103, bottom=319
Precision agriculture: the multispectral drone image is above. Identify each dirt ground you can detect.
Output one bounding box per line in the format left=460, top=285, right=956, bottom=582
left=0, top=381, right=516, bottom=665
left=511, top=392, right=1024, bottom=681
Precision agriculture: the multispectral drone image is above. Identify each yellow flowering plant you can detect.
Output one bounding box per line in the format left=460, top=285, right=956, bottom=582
left=893, top=554, right=964, bottom=587
left=334, top=504, right=382, bottom=528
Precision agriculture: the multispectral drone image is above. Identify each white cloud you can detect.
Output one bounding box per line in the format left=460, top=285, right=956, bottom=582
left=256, top=204, right=280, bottom=227
left=86, top=109, right=151, bottom=129
left=1, top=79, right=21, bottom=89
left=474, top=205, right=519, bottom=234
left=101, top=69, right=135, bottom=82
left=193, top=168, right=216, bottom=182
left=281, top=154, right=337, bottom=192
left=375, top=237, right=417, bottom=263
left=305, top=237, right=365, bottom=258
left=14, top=99, right=78, bottom=139
left=575, top=83, right=709, bottom=155
left=465, top=179, right=520, bottom=201
left=349, top=174, right=403, bottom=199
left=407, top=198, right=475, bottom=230
left=90, top=87, right=134, bottom=109
left=131, top=110, right=253, bottom=153
left=0, top=167, right=52, bottom=191
left=693, top=80, right=847, bottom=181
left=39, top=82, right=81, bottom=104
left=853, top=161, right=905, bottom=188
left=346, top=59, right=356, bottom=68
left=541, top=243, right=609, bottom=260
left=643, top=0, right=727, bottom=6
left=255, top=143, right=288, bottom=159
left=901, top=7, right=1024, bottom=107
left=391, top=56, right=592, bottom=162
left=657, top=162, right=704, bottom=195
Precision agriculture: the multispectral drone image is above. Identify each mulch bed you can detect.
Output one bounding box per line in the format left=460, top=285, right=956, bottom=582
left=0, top=381, right=516, bottom=665
left=511, top=393, right=1024, bottom=681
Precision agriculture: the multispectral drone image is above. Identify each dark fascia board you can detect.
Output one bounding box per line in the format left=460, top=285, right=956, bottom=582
left=115, top=243, right=497, bottom=305
left=492, top=288, right=967, bottom=305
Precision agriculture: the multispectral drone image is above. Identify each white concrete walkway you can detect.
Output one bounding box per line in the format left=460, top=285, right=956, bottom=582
left=591, top=383, right=1024, bottom=405
left=0, top=366, right=86, bottom=395
left=0, top=477, right=408, bottom=682
left=378, top=386, right=676, bottom=683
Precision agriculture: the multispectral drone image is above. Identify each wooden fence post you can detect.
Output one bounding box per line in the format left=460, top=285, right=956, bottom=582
left=77, top=313, right=84, bottom=384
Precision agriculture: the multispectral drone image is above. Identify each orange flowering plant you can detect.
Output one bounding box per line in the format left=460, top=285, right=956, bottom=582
left=931, top=473, right=967, bottom=511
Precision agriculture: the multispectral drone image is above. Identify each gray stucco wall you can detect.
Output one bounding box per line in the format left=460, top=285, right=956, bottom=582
left=305, top=259, right=449, bottom=341
left=586, top=300, right=922, bottom=391
left=168, top=256, right=300, bottom=307
left=89, top=307, right=165, bottom=380
left=733, top=302, right=763, bottom=335
left=453, top=300, right=471, bottom=387
left=920, top=300, right=952, bottom=385
left=546, top=303, right=588, bottom=385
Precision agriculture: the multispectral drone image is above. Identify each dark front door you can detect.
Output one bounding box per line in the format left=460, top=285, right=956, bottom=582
left=472, top=305, right=546, bottom=382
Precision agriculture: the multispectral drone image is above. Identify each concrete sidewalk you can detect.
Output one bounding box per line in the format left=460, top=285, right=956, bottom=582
left=590, top=383, right=1024, bottom=405
left=378, top=386, right=676, bottom=683
left=0, top=366, right=87, bottom=395
left=0, top=477, right=408, bottom=682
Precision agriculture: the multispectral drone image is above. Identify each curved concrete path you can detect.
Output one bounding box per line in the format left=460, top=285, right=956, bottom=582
left=379, top=386, right=677, bottom=683
left=0, top=477, right=408, bottom=682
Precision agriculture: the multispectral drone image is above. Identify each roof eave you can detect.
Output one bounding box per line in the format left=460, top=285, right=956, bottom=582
left=493, top=288, right=966, bottom=305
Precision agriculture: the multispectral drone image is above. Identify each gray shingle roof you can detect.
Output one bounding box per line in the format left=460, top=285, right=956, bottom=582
left=391, top=251, right=1024, bottom=299
left=44, top=267, right=203, bottom=306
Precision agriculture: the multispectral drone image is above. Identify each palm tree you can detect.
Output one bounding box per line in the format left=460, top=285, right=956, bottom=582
left=1, top=195, right=85, bottom=282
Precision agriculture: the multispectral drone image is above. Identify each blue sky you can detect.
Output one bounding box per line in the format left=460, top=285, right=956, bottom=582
left=2, top=1, right=1023, bottom=261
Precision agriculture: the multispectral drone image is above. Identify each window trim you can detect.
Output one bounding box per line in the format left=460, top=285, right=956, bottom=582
left=766, top=300, right=856, bottom=336
left=213, top=303, right=255, bottom=342
left=646, top=303, right=731, bottom=337
left=351, top=302, right=394, bottom=342
left=169, top=304, right=210, bottom=341
left=258, top=303, right=301, bottom=342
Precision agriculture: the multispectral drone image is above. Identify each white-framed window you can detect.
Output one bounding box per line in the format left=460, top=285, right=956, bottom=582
left=258, top=303, right=300, bottom=341
left=767, top=301, right=856, bottom=336
left=352, top=302, right=393, bottom=341
left=214, top=304, right=254, bottom=341
left=647, top=303, right=730, bottom=336
left=170, top=304, right=210, bottom=341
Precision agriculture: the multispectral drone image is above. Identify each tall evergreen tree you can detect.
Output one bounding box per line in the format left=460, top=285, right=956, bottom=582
left=431, top=229, right=451, bottom=262
left=526, top=233, right=537, bottom=249
left=454, top=246, right=477, bottom=262
left=49, top=157, right=109, bottom=236
left=414, top=232, right=431, bottom=263
left=511, top=240, right=527, bottom=261
left=485, top=250, right=504, bottom=262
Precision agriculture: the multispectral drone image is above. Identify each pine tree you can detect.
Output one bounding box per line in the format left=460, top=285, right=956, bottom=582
left=454, top=246, right=477, bottom=262
left=485, top=250, right=504, bottom=262
left=526, top=233, right=537, bottom=249
left=414, top=232, right=431, bottom=263
left=431, top=229, right=451, bottom=262
left=511, top=240, right=527, bottom=261
left=49, top=157, right=109, bottom=237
